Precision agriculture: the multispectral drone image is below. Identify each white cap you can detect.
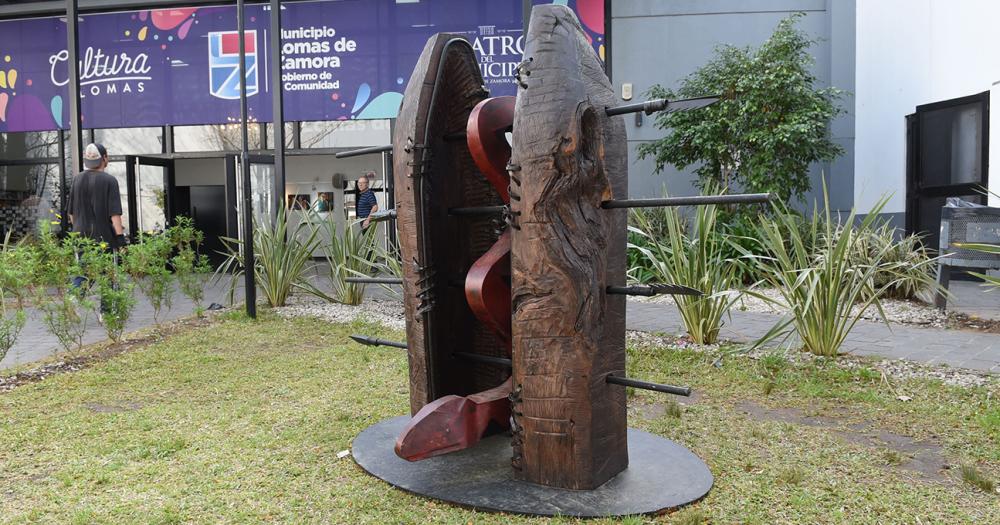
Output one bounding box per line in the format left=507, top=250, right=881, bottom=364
left=83, top=143, right=106, bottom=169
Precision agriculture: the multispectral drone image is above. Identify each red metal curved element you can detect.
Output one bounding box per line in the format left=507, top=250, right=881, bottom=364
left=394, top=377, right=513, bottom=462
left=467, top=96, right=515, bottom=203
left=464, top=230, right=512, bottom=346
left=465, top=96, right=515, bottom=349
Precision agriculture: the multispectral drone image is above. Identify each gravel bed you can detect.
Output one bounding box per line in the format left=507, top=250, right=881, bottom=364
left=626, top=330, right=996, bottom=389
left=633, top=288, right=952, bottom=327
left=274, top=298, right=995, bottom=389
left=273, top=295, right=406, bottom=331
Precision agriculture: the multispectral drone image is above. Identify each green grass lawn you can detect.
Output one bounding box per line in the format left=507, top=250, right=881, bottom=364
left=1, top=313, right=997, bottom=524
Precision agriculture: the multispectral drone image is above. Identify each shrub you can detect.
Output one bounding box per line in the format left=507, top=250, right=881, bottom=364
left=32, top=224, right=95, bottom=355
left=746, top=187, right=903, bottom=356
left=629, top=196, right=742, bottom=344
left=848, top=222, right=938, bottom=301
left=636, top=13, right=843, bottom=203
left=307, top=213, right=379, bottom=306
left=0, top=232, right=30, bottom=361
left=122, top=232, right=174, bottom=324
left=169, top=216, right=212, bottom=314
left=218, top=206, right=320, bottom=308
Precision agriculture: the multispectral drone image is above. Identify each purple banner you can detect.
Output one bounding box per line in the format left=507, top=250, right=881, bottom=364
left=0, top=0, right=602, bottom=133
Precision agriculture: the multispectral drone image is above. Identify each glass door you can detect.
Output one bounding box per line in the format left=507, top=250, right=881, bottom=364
left=125, top=155, right=175, bottom=240
left=226, top=153, right=275, bottom=242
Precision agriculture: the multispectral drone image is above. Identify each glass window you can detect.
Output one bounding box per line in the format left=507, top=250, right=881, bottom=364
left=92, top=127, right=163, bottom=156
left=300, top=119, right=391, bottom=149
left=0, top=131, right=61, bottom=160
left=0, top=163, right=61, bottom=240
left=174, top=124, right=263, bottom=153
left=265, top=123, right=295, bottom=149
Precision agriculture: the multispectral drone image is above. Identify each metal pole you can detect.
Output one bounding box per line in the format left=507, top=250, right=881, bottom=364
left=269, top=0, right=285, bottom=220
left=601, top=193, right=772, bottom=209
left=237, top=0, right=257, bottom=318
left=66, top=0, right=84, bottom=176
left=605, top=375, right=691, bottom=397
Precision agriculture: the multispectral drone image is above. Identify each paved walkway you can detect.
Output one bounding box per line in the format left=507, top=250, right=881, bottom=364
left=1, top=280, right=242, bottom=370
left=4, top=274, right=998, bottom=374
left=628, top=281, right=1000, bottom=374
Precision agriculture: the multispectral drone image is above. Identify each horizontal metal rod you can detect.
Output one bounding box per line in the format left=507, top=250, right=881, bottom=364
left=335, top=145, right=393, bottom=158
left=605, top=95, right=720, bottom=116
left=345, top=277, right=404, bottom=285
left=601, top=193, right=772, bottom=209
left=349, top=334, right=408, bottom=349
left=606, top=375, right=691, bottom=396
left=453, top=352, right=512, bottom=368
left=448, top=205, right=506, bottom=216
left=607, top=284, right=702, bottom=297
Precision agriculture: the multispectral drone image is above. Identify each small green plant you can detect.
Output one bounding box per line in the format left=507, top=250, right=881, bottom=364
left=960, top=464, right=996, bottom=494
left=169, top=216, right=212, bottom=313
left=32, top=224, right=95, bottom=356
left=75, top=237, right=136, bottom=343
left=744, top=185, right=905, bottom=357
left=308, top=213, right=379, bottom=305
left=629, top=193, right=742, bottom=344
left=0, top=232, right=30, bottom=361
left=122, top=232, right=174, bottom=324
left=217, top=206, right=320, bottom=308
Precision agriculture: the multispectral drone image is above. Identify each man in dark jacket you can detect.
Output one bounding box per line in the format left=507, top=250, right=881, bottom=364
left=69, top=143, right=125, bottom=249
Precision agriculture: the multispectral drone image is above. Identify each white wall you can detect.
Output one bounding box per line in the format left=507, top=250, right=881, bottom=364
left=855, top=0, right=1000, bottom=213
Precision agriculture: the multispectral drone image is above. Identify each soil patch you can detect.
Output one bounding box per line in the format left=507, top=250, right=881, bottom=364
left=736, top=400, right=950, bottom=482
left=0, top=315, right=216, bottom=395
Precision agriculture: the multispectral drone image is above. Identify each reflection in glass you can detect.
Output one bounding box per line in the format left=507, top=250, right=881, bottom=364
left=299, top=119, right=391, bottom=149
left=93, top=127, right=163, bottom=156
left=0, top=163, right=61, bottom=240
left=0, top=131, right=60, bottom=159
left=137, top=164, right=167, bottom=232
left=174, top=124, right=263, bottom=152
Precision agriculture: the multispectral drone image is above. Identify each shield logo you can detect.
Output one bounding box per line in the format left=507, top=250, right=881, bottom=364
left=208, top=31, right=258, bottom=100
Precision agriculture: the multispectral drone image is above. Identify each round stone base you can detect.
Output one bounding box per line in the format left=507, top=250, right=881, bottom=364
left=351, top=416, right=713, bottom=518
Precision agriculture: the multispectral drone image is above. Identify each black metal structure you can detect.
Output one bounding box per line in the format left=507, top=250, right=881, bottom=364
left=269, top=0, right=285, bottom=222
left=66, top=0, right=83, bottom=175
left=905, top=90, right=990, bottom=251
left=237, top=0, right=256, bottom=318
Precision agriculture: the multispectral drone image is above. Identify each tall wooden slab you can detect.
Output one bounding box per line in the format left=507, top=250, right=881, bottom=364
left=509, top=5, right=629, bottom=490
left=392, top=34, right=507, bottom=414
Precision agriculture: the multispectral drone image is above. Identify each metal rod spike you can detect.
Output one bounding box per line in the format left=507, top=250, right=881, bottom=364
left=607, top=284, right=702, bottom=297
left=606, top=375, right=691, bottom=396
left=452, top=352, right=512, bottom=367
left=335, top=145, right=393, bottom=159
left=349, top=334, right=408, bottom=349
left=601, top=193, right=772, bottom=209
left=605, top=95, right=720, bottom=117
left=448, top=205, right=506, bottom=216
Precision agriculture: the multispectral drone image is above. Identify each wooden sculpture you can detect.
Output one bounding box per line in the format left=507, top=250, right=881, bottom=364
left=348, top=5, right=760, bottom=514
left=508, top=5, right=629, bottom=490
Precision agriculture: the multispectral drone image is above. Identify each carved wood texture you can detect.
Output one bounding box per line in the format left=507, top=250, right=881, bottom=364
left=509, top=5, right=629, bottom=490
left=393, top=34, right=507, bottom=415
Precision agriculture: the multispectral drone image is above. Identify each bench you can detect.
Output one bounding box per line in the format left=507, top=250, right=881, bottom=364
left=935, top=206, right=1000, bottom=309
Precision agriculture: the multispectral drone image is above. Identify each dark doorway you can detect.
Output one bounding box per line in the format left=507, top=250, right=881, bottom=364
left=177, top=185, right=228, bottom=266
left=905, top=91, right=990, bottom=252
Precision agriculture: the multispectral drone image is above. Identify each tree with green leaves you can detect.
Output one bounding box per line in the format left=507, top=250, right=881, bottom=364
left=637, top=13, right=843, bottom=203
